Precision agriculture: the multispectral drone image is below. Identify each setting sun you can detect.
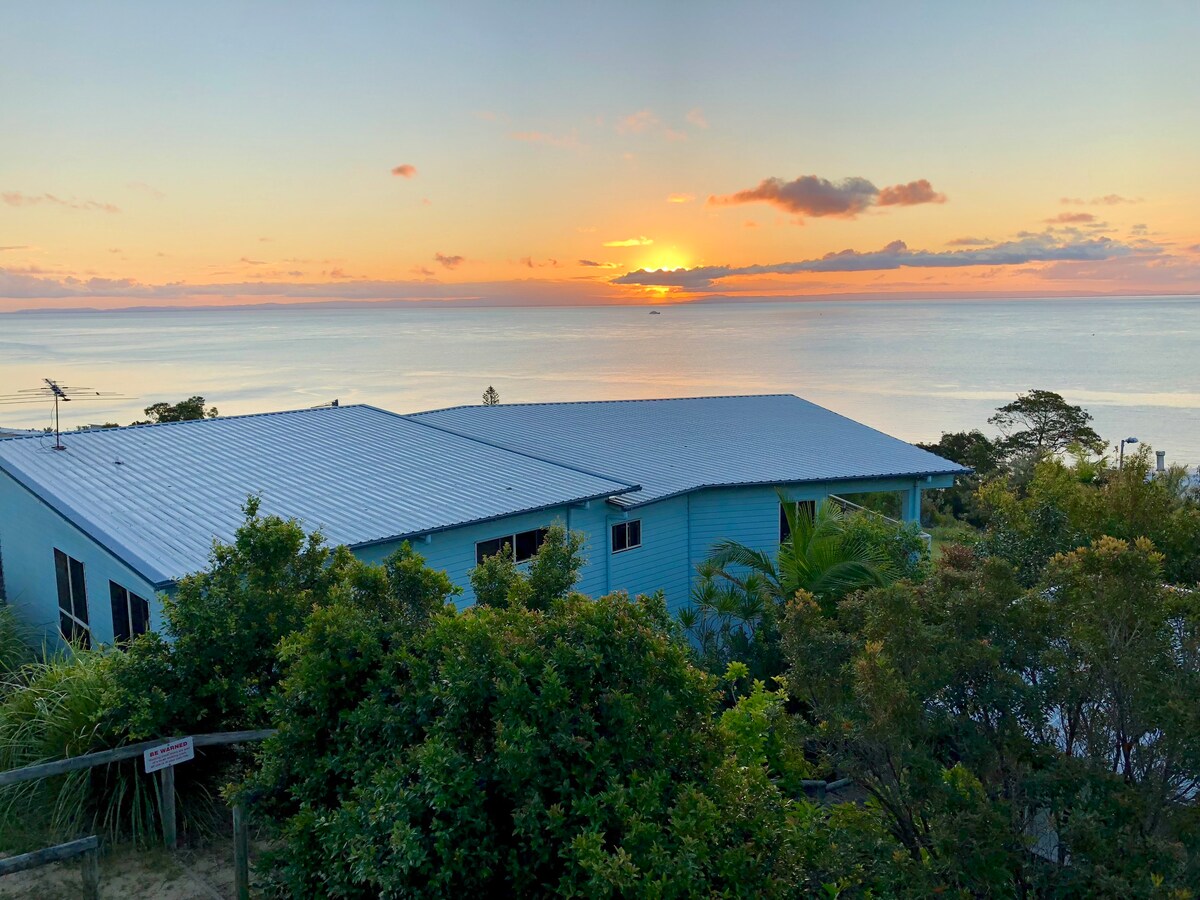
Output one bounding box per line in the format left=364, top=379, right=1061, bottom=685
left=635, top=249, right=691, bottom=273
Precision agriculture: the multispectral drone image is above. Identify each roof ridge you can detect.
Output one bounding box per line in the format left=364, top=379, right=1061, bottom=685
left=411, top=393, right=796, bottom=416
left=378, top=405, right=642, bottom=493
left=0, top=403, right=366, bottom=443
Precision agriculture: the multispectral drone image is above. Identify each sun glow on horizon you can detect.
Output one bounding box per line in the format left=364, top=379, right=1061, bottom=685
left=634, top=249, right=691, bottom=273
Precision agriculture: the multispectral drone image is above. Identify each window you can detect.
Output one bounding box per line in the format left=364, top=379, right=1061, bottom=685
left=110, top=582, right=151, bottom=644
left=611, top=519, right=642, bottom=553
left=475, top=527, right=549, bottom=565
left=779, top=500, right=817, bottom=543
left=54, top=549, right=91, bottom=648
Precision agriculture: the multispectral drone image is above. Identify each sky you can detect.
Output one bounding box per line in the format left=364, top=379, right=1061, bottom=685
left=3, top=0, right=1200, bottom=311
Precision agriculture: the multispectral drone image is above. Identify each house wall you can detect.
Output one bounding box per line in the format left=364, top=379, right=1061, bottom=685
left=605, top=494, right=691, bottom=607
left=351, top=501, right=614, bottom=606
left=1, top=470, right=948, bottom=644
left=0, top=471, right=162, bottom=648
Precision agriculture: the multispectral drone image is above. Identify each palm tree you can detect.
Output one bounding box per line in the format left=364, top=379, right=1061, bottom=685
left=683, top=494, right=896, bottom=678
left=704, top=496, right=895, bottom=611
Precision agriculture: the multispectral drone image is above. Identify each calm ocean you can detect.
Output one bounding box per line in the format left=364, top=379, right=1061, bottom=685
left=2, top=296, right=1199, bottom=465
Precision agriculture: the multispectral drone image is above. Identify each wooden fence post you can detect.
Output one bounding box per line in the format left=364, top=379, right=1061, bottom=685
left=81, top=844, right=100, bottom=900
left=233, top=802, right=250, bottom=900
left=161, top=765, right=177, bottom=850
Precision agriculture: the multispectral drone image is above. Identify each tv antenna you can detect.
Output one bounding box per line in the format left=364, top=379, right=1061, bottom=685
left=0, top=378, right=128, bottom=450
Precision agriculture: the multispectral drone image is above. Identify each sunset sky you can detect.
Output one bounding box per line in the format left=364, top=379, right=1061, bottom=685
left=3, top=1, right=1200, bottom=311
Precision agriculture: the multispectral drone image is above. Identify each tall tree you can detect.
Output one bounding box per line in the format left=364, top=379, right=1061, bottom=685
left=987, top=389, right=1104, bottom=458
left=481, top=385, right=500, bottom=406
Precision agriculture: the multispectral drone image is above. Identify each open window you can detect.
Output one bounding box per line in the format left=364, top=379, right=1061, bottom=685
left=611, top=519, right=642, bottom=553
left=475, top=527, right=550, bottom=565
left=54, top=549, right=91, bottom=648
left=110, top=581, right=151, bottom=644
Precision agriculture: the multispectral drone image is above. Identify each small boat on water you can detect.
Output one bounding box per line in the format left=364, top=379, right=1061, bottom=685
left=649, top=310, right=661, bottom=315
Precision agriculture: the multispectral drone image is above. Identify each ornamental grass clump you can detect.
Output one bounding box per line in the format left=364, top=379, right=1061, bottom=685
left=0, top=648, right=163, bottom=848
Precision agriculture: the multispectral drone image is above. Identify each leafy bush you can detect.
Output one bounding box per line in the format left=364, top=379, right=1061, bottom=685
left=779, top=541, right=1200, bottom=895
left=109, top=497, right=378, bottom=739
left=468, top=522, right=585, bottom=610
left=980, top=448, right=1200, bottom=586
left=247, top=585, right=896, bottom=897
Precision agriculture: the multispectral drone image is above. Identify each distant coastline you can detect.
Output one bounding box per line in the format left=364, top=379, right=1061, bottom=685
left=4, top=291, right=1198, bottom=316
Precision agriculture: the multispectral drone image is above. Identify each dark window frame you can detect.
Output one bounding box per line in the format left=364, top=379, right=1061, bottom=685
left=54, top=548, right=91, bottom=649
left=109, top=581, right=151, bottom=644
left=475, top=527, right=550, bottom=566
left=611, top=519, right=642, bottom=554
left=779, top=500, right=817, bottom=543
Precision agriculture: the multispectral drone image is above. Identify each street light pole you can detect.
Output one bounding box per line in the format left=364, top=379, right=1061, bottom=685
left=1119, top=436, right=1139, bottom=469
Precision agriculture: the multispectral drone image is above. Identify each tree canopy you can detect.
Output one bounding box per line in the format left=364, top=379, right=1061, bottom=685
left=134, top=395, right=219, bottom=424
left=987, top=388, right=1105, bottom=458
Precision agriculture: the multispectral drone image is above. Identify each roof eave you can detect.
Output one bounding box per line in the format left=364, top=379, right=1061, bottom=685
left=607, top=468, right=971, bottom=510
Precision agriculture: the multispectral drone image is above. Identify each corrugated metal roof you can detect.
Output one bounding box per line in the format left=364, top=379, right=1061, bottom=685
left=0, top=405, right=636, bottom=587
left=413, top=394, right=969, bottom=507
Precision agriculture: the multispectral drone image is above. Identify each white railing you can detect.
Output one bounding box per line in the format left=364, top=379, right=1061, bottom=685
left=827, top=494, right=933, bottom=552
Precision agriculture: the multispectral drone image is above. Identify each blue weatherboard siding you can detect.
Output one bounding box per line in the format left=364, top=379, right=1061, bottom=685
left=607, top=494, right=691, bottom=604
left=0, top=395, right=966, bottom=644
left=0, top=470, right=161, bottom=646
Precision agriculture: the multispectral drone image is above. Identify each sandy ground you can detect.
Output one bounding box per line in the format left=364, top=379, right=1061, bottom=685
left=0, top=840, right=256, bottom=899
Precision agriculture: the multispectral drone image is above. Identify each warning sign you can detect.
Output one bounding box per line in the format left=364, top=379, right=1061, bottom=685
left=143, top=737, right=194, bottom=773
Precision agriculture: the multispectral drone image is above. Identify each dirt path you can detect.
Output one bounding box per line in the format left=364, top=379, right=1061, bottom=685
left=0, top=841, right=249, bottom=899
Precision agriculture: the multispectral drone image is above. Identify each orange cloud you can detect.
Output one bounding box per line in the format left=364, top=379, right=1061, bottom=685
left=1046, top=212, right=1097, bottom=224
left=666, top=193, right=694, bottom=204
left=391, top=164, right=417, bottom=178
left=435, top=252, right=464, bottom=270
left=876, top=179, right=947, bottom=206
left=603, top=236, right=653, bottom=247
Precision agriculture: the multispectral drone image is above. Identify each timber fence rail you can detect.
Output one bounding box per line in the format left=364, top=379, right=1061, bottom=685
left=0, top=835, right=99, bottom=899
left=0, top=729, right=276, bottom=788
left=0, top=729, right=275, bottom=900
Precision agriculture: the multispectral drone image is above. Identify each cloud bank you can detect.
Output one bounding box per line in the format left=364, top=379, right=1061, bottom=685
left=708, top=174, right=945, bottom=220
left=613, top=234, right=1135, bottom=290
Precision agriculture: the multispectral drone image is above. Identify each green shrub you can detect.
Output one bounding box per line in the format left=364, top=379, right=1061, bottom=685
left=247, top=587, right=882, bottom=897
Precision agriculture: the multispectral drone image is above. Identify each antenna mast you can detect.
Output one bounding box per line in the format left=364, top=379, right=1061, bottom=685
left=0, top=379, right=129, bottom=450
left=45, top=378, right=71, bottom=450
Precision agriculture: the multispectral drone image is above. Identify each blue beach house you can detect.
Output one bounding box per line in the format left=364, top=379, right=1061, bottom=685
left=0, top=395, right=966, bottom=648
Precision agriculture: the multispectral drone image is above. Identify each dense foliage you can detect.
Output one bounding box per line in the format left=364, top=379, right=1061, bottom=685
left=248, top=589, right=899, bottom=897
left=681, top=499, right=909, bottom=681
left=782, top=539, right=1200, bottom=895
left=980, top=448, right=1200, bottom=586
